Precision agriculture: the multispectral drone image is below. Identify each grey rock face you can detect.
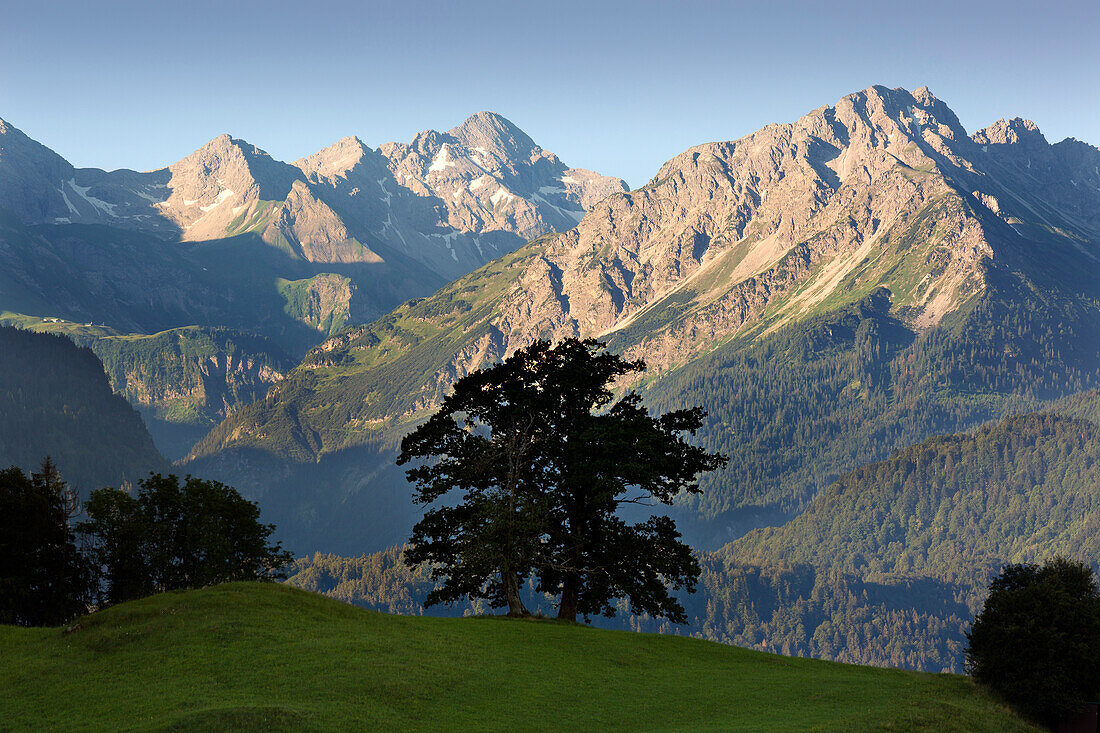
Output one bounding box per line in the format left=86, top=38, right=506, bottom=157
left=0, top=117, right=174, bottom=234
left=300, top=111, right=627, bottom=280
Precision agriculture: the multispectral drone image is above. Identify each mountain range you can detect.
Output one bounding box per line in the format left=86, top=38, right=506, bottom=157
left=186, top=85, right=1100, bottom=553
left=0, top=111, right=625, bottom=282
left=0, top=112, right=625, bottom=455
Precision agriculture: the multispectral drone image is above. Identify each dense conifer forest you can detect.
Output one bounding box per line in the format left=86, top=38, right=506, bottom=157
left=0, top=327, right=167, bottom=493
left=650, top=272, right=1100, bottom=527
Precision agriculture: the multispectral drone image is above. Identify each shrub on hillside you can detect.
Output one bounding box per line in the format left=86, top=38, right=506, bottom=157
left=966, top=557, right=1100, bottom=726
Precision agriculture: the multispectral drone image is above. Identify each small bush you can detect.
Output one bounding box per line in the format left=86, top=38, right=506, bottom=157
left=966, top=557, right=1100, bottom=726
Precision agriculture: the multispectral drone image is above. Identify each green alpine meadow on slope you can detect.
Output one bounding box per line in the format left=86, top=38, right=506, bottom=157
left=0, top=583, right=1037, bottom=732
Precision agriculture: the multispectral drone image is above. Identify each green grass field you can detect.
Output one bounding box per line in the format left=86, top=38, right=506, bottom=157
left=0, top=583, right=1036, bottom=732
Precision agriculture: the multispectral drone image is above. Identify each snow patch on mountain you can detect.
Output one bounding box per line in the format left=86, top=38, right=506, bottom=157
left=68, top=178, right=118, bottom=217
left=429, top=145, right=456, bottom=173
left=200, top=189, right=234, bottom=212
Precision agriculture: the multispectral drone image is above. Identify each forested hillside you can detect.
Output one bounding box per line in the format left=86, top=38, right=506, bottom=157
left=730, top=411, right=1100, bottom=585
left=0, top=327, right=167, bottom=493
left=650, top=270, right=1100, bottom=542
left=288, top=399, right=1100, bottom=672
left=711, top=407, right=1100, bottom=670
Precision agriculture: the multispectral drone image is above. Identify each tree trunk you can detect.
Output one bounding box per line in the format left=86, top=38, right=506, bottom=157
left=557, top=574, right=579, bottom=622
left=502, top=569, right=529, bottom=617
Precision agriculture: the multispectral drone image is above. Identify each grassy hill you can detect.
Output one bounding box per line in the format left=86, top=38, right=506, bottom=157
left=0, top=583, right=1037, bottom=731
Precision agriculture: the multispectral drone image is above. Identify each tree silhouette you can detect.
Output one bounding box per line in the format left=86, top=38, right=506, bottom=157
left=399, top=338, right=726, bottom=621
left=966, top=557, right=1100, bottom=726
left=0, top=458, right=92, bottom=626
left=80, top=474, right=293, bottom=605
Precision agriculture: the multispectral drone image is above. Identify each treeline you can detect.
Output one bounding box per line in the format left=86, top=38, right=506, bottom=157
left=288, top=400, right=1100, bottom=673
left=288, top=549, right=553, bottom=619
left=0, top=461, right=291, bottom=627
left=691, top=562, right=969, bottom=672
left=0, top=326, right=167, bottom=495
left=286, top=545, right=970, bottom=672
left=648, top=273, right=1100, bottom=521
left=287, top=548, right=439, bottom=617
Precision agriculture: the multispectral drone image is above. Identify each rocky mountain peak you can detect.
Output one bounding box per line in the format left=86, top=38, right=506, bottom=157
left=159, top=135, right=302, bottom=240
left=972, top=117, right=1048, bottom=147
left=449, top=111, right=539, bottom=162
left=295, top=136, right=373, bottom=181
left=313, top=112, right=628, bottom=281
left=205, top=132, right=234, bottom=149
left=837, top=85, right=969, bottom=147
left=911, top=85, right=937, bottom=104
left=0, top=116, right=83, bottom=224
left=183, top=134, right=296, bottom=185
left=406, top=129, right=444, bottom=157
left=452, top=110, right=523, bottom=137
left=0, top=116, right=70, bottom=164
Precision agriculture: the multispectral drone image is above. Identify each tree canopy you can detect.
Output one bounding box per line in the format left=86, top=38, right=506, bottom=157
left=398, top=338, right=726, bottom=622
left=966, top=557, right=1100, bottom=726
left=79, top=474, right=293, bottom=605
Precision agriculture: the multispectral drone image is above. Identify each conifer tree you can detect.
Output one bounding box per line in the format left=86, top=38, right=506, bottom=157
left=0, top=458, right=92, bottom=626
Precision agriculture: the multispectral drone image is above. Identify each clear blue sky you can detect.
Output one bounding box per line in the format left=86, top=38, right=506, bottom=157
left=2, top=0, right=1097, bottom=187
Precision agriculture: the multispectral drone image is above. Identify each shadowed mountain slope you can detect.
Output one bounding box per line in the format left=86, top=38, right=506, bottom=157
left=0, top=326, right=167, bottom=493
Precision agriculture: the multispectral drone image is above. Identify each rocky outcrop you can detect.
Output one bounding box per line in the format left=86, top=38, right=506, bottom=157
left=84, top=327, right=290, bottom=423
left=276, top=273, right=355, bottom=335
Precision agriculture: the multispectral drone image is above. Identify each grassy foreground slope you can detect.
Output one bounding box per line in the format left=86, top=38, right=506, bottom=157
left=0, top=583, right=1035, bottom=732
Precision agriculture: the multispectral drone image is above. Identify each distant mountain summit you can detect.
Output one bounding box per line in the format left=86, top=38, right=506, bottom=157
left=0, top=116, right=173, bottom=234
left=299, top=110, right=626, bottom=279
left=0, top=112, right=626, bottom=282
